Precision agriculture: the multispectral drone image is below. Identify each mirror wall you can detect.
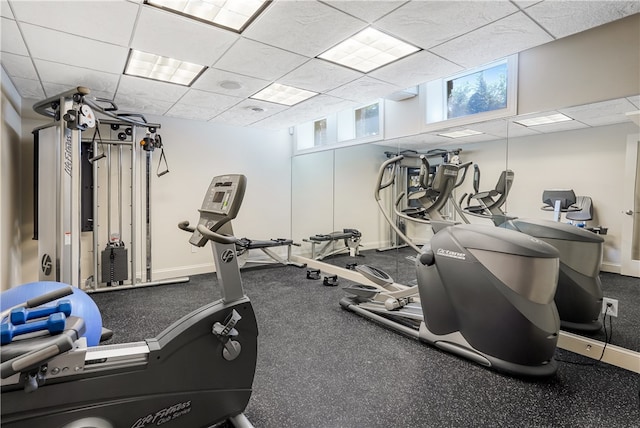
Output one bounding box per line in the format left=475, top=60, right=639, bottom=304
left=290, top=100, right=639, bottom=358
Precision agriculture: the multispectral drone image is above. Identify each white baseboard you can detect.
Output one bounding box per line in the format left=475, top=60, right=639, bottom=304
left=151, top=263, right=215, bottom=280
left=600, top=262, right=621, bottom=274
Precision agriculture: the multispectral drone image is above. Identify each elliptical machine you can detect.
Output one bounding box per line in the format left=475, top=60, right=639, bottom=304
left=341, top=155, right=561, bottom=377
left=1, top=174, right=258, bottom=427
left=455, top=166, right=604, bottom=333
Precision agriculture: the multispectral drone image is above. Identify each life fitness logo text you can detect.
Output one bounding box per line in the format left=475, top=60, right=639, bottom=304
left=131, top=401, right=191, bottom=427
left=436, top=248, right=466, bottom=260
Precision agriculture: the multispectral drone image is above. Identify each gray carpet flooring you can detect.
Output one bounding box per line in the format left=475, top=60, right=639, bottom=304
left=91, top=255, right=640, bottom=428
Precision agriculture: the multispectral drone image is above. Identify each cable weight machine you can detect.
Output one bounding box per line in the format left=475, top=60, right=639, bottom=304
left=33, top=87, right=187, bottom=292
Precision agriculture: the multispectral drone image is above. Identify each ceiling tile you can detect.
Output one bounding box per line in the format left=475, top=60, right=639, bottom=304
left=35, top=59, right=120, bottom=95
left=279, top=59, right=362, bottom=93
left=113, top=93, right=174, bottom=116
left=375, top=1, right=518, bottom=49
left=560, top=98, right=639, bottom=127
left=253, top=94, right=358, bottom=130
left=511, top=1, right=544, bottom=9
left=1, top=1, right=14, bottom=18
left=213, top=38, right=308, bottom=81
left=21, top=24, right=128, bottom=74
left=43, top=82, right=114, bottom=101
left=462, top=119, right=510, bottom=138
left=243, top=1, right=366, bottom=57
left=326, top=76, right=401, bottom=103
left=525, top=1, right=640, bottom=39
left=7, top=76, right=45, bottom=99
left=117, top=75, right=189, bottom=103
left=430, top=12, right=552, bottom=69
left=211, top=98, right=287, bottom=127
left=191, top=68, right=270, bottom=98
left=179, top=89, right=242, bottom=111
left=369, top=50, right=462, bottom=88
left=165, top=103, right=218, bottom=121
left=132, top=6, right=239, bottom=66
left=0, top=52, right=37, bottom=80
left=9, top=0, right=138, bottom=46
left=320, top=1, right=403, bottom=23
left=1, top=17, right=28, bottom=55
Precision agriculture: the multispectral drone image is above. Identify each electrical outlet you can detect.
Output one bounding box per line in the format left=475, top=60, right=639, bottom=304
left=602, top=297, right=618, bottom=317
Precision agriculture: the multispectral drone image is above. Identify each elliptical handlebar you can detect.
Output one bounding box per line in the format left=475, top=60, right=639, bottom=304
left=376, top=155, right=403, bottom=200
left=454, top=161, right=473, bottom=189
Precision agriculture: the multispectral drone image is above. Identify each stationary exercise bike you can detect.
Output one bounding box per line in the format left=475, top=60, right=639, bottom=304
left=1, top=174, right=258, bottom=427
left=455, top=166, right=604, bottom=333
left=341, top=155, right=561, bottom=377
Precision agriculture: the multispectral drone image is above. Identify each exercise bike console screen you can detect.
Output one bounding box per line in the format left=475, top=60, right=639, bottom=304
left=189, top=174, right=247, bottom=247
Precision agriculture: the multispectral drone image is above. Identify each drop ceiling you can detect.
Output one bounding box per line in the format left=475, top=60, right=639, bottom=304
left=1, top=0, right=639, bottom=133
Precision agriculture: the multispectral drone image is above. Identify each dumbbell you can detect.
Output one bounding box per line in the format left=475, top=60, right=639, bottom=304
left=1, top=313, right=67, bottom=345
left=9, top=300, right=72, bottom=325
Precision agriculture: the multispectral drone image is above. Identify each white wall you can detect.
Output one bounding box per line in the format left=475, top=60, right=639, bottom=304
left=130, top=114, right=292, bottom=280
left=15, top=107, right=292, bottom=285
left=504, top=122, right=638, bottom=269
left=1, top=68, right=22, bottom=291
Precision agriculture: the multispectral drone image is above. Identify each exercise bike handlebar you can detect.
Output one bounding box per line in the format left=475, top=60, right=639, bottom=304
left=196, top=224, right=239, bottom=245
left=178, top=221, right=196, bottom=233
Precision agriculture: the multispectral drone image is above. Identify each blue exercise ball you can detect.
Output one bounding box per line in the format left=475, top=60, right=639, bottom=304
left=1, top=281, right=103, bottom=346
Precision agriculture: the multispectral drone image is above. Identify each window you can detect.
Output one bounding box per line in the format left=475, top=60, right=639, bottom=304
left=425, top=55, right=517, bottom=129
left=314, top=119, right=328, bottom=146
left=355, top=103, right=379, bottom=138
left=446, top=60, right=508, bottom=120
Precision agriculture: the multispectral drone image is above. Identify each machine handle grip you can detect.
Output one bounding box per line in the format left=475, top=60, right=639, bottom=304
left=1, top=285, right=75, bottom=323
left=92, top=97, right=119, bottom=112
left=0, top=335, right=74, bottom=379
left=196, top=225, right=238, bottom=245
left=26, top=286, right=74, bottom=309
left=178, top=221, right=195, bottom=233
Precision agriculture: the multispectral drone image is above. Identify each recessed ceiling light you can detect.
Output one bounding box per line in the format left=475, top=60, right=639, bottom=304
left=250, top=83, right=317, bottom=106
left=124, top=50, right=206, bottom=86
left=514, top=113, right=573, bottom=127
left=438, top=129, right=483, bottom=138
left=219, top=80, right=242, bottom=90
left=318, top=27, right=420, bottom=73
left=145, top=0, right=269, bottom=33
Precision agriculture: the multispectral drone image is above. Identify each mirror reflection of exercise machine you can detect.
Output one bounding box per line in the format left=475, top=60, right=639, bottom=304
left=1, top=174, right=257, bottom=427
left=341, top=156, right=561, bottom=377
left=456, top=170, right=605, bottom=332
left=32, top=87, right=187, bottom=292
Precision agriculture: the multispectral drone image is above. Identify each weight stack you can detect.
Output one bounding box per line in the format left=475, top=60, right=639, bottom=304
left=101, top=243, right=128, bottom=286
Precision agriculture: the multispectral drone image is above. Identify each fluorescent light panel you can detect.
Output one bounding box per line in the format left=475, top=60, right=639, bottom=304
left=438, top=129, right=483, bottom=138
left=146, top=0, right=268, bottom=32
left=125, top=50, right=205, bottom=86
left=514, top=113, right=573, bottom=127
left=250, top=83, right=317, bottom=106
left=318, top=27, right=420, bottom=73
